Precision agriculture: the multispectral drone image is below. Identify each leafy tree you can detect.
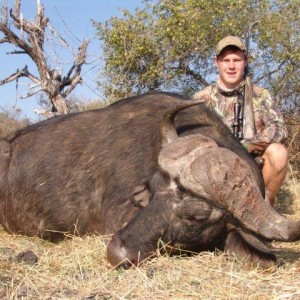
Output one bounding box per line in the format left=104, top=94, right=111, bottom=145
left=95, top=0, right=299, bottom=115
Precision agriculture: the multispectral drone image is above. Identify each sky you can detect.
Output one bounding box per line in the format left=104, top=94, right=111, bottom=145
left=0, top=0, right=143, bottom=121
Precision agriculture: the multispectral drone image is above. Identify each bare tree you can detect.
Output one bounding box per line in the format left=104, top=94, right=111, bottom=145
left=0, top=0, right=89, bottom=115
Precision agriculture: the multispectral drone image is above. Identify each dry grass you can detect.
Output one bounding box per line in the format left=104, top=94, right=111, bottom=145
left=1, top=179, right=300, bottom=299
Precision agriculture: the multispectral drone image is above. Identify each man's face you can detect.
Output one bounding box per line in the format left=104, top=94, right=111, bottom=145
left=215, top=50, right=247, bottom=89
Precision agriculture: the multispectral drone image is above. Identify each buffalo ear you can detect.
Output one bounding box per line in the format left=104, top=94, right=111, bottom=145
left=160, top=99, right=205, bottom=146
left=224, top=230, right=277, bottom=269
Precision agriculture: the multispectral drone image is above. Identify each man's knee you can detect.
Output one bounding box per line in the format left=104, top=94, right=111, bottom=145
left=263, top=143, right=288, bottom=170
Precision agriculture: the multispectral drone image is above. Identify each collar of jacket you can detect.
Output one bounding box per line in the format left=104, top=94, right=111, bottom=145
left=215, top=79, right=245, bottom=97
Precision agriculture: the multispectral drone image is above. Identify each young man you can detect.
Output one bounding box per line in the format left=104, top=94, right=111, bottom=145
left=193, top=36, right=288, bottom=206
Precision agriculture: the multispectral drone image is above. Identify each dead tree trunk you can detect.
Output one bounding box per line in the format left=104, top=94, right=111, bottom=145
left=0, top=0, right=89, bottom=115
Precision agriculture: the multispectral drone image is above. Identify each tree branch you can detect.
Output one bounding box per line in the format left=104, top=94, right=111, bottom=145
left=47, top=24, right=69, bottom=48
left=0, top=67, right=40, bottom=86
left=6, top=50, right=27, bottom=54
left=1, top=5, right=8, bottom=26
left=0, top=37, right=9, bottom=43
left=255, top=61, right=286, bottom=82
left=10, top=0, right=48, bottom=35
left=18, top=87, right=43, bottom=99
left=0, top=23, right=33, bottom=56
left=62, top=39, right=89, bottom=97
left=183, top=64, right=209, bottom=87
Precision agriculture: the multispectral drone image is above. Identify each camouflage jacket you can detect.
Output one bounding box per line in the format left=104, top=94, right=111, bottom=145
left=193, top=83, right=288, bottom=144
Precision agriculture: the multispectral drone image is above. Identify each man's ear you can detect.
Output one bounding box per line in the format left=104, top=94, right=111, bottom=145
left=214, top=56, right=219, bottom=67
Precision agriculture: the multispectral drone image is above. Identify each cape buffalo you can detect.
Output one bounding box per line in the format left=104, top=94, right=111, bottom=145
left=0, top=92, right=299, bottom=269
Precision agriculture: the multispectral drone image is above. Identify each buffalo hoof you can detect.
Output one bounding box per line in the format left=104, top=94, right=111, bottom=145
left=107, top=235, right=138, bottom=269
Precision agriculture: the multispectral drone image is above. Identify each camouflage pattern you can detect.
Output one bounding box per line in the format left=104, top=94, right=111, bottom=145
left=193, top=83, right=288, bottom=144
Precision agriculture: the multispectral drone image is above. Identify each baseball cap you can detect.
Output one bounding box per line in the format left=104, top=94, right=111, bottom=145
left=216, top=36, right=246, bottom=55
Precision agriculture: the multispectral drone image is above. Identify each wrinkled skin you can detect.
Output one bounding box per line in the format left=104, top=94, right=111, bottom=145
left=107, top=97, right=300, bottom=269
left=0, top=92, right=299, bottom=269
left=107, top=172, right=228, bottom=269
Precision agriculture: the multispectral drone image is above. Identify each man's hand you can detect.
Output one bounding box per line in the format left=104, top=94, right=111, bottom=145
left=245, top=142, right=270, bottom=155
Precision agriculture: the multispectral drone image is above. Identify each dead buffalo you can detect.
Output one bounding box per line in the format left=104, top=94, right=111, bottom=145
left=0, top=92, right=299, bottom=269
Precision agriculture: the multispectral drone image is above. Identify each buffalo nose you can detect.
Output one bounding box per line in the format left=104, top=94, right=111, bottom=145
left=107, top=235, right=136, bottom=269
